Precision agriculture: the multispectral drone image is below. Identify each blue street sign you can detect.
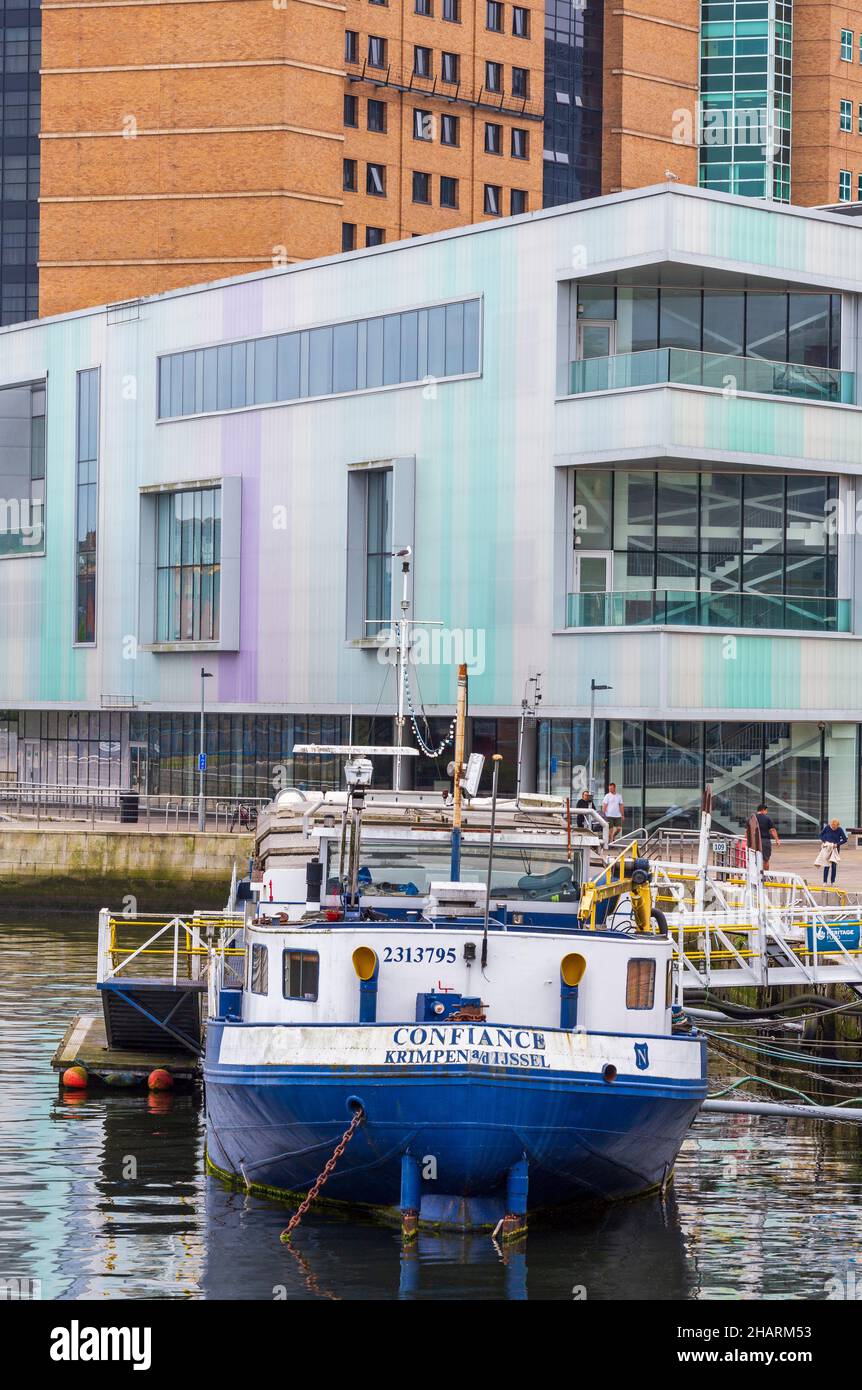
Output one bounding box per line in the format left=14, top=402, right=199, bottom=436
left=198, top=753, right=207, bottom=772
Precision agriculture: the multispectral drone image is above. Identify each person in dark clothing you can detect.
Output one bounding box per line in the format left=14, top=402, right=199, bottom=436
left=574, top=790, right=594, bottom=829
left=818, top=818, right=848, bottom=885
left=755, top=804, right=780, bottom=869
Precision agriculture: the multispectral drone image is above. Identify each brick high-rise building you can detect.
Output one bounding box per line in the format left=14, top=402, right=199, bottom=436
left=33, top=2, right=862, bottom=319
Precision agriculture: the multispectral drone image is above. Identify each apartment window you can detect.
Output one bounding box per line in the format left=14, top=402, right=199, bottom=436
left=442, top=51, right=459, bottom=83
left=414, top=46, right=432, bottom=77
left=840, top=99, right=852, bottom=131
left=440, top=175, right=458, bottom=208
left=858, top=174, right=862, bottom=202
left=368, top=35, right=387, bottom=68
left=412, top=170, right=431, bottom=204
left=369, top=0, right=387, bottom=6
left=366, top=227, right=385, bottom=246
left=156, top=487, right=221, bottom=643
left=413, top=108, right=433, bottom=141
left=344, top=93, right=358, bottom=128
left=0, top=380, right=45, bottom=560
left=157, top=298, right=481, bottom=417
left=511, top=66, right=529, bottom=99
left=858, top=105, right=862, bottom=134
left=486, top=0, right=503, bottom=31
left=365, top=468, right=392, bottom=624
left=342, top=222, right=357, bottom=252
left=485, top=61, right=502, bottom=93
left=510, top=188, right=527, bottom=215
left=250, top=943, right=268, bottom=995
left=75, top=371, right=98, bottom=641
left=282, top=949, right=319, bottom=1002
left=839, top=168, right=851, bottom=201
left=841, top=29, right=853, bottom=62
left=441, top=114, right=459, bottom=146
left=443, top=0, right=459, bottom=19
left=485, top=122, right=502, bottom=154
left=367, top=162, right=386, bottom=196
left=484, top=183, right=501, bottom=214
left=343, top=158, right=357, bottom=191
left=368, top=99, right=387, bottom=133
left=345, top=30, right=358, bottom=63
left=512, top=5, right=529, bottom=36
left=415, top=0, right=432, bottom=12
left=626, top=959, right=655, bottom=1010
left=511, top=127, right=528, bottom=159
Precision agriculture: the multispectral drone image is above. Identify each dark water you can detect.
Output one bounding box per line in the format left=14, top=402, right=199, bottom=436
left=2, top=916, right=861, bottom=1301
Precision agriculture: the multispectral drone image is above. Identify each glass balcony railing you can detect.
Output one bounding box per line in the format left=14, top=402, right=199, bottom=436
left=567, top=348, right=855, bottom=405
left=566, top=590, right=851, bottom=633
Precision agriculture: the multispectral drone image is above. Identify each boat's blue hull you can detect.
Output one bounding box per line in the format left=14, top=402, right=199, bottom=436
left=204, top=1024, right=707, bottom=1225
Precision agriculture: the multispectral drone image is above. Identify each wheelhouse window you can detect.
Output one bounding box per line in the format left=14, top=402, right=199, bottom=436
left=250, top=943, right=269, bottom=995
left=626, top=958, right=655, bottom=1010
left=283, top=949, right=320, bottom=1001
left=156, top=486, right=221, bottom=642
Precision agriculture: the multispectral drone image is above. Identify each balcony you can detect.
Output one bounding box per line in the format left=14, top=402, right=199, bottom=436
left=567, top=348, right=854, bottom=406
left=566, top=590, right=851, bottom=633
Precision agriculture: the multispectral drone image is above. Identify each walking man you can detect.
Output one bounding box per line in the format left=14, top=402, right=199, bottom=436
left=755, top=803, right=780, bottom=871
left=602, top=782, right=624, bottom=843
left=817, top=817, right=848, bottom=887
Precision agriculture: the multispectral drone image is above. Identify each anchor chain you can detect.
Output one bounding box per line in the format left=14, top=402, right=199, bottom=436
left=279, top=1106, right=364, bottom=1243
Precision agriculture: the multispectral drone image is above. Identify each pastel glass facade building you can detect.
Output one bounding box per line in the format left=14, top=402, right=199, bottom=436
left=2, top=184, right=862, bottom=838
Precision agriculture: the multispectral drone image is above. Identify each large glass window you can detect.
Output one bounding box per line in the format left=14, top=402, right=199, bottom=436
left=75, top=370, right=99, bottom=642
left=364, top=469, right=392, bottom=627
left=158, top=298, right=481, bottom=418
left=156, top=487, right=221, bottom=642
left=575, top=284, right=842, bottom=369
left=571, top=469, right=839, bottom=616
left=0, top=379, right=45, bottom=559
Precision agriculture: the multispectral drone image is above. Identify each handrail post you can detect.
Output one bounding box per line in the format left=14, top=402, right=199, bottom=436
left=97, top=907, right=111, bottom=983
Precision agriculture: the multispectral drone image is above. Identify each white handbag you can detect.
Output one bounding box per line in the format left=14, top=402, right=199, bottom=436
left=815, top=844, right=839, bottom=867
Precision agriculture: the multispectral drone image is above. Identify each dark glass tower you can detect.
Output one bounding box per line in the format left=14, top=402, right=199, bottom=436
left=0, top=0, right=40, bottom=323
left=543, top=0, right=604, bottom=207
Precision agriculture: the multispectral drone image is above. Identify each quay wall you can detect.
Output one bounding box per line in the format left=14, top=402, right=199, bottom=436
left=0, top=828, right=253, bottom=911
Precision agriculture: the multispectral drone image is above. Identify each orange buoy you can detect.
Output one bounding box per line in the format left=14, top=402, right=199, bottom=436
left=148, top=1069, right=174, bottom=1091
left=62, top=1065, right=88, bottom=1089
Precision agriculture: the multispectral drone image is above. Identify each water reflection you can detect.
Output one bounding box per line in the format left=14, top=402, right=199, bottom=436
left=1, top=917, right=861, bottom=1300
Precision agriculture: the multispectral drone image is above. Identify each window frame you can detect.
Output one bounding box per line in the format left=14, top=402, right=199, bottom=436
left=282, top=949, right=320, bottom=1002
left=249, top=942, right=269, bottom=995
left=626, top=958, right=656, bottom=1010
left=512, top=5, right=529, bottom=37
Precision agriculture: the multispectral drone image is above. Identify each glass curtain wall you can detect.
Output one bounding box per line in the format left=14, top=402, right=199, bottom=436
left=575, top=284, right=840, bottom=368
left=539, top=719, right=858, bottom=836
left=698, top=0, right=792, bottom=203
left=571, top=468, right=838, bottom=616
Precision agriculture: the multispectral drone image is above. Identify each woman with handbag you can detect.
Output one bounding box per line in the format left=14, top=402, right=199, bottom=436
left=816, top=818, right=848, bottom=886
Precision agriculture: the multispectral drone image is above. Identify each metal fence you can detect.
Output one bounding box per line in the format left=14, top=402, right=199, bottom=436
left=0, top=782, right=269, bottom=832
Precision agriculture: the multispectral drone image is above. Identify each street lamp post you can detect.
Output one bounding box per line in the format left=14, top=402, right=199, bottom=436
left=588, top=678, right=612, bottom=801
left=198, top=667, right=213, bottom=832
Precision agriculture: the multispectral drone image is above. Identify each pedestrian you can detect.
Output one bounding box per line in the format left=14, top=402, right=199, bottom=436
left=574, top=789, right=593, bottom=829
left=755, top=803, right=780, bottom=871
left=816, top=817, right=848, bottom=886
left=602, top=782, right=624, bottom=843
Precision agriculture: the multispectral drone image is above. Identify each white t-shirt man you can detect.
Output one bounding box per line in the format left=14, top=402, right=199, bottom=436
left=602, top=789, right=623, bottom=820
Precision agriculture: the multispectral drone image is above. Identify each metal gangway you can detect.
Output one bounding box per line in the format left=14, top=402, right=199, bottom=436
left=635, top=791, right=862, bottom=997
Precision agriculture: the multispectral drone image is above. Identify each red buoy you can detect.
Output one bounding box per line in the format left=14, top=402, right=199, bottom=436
left=62, top=1065, right=88, bottom=1089
left=148, top=1069, right=174, bottom=1091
